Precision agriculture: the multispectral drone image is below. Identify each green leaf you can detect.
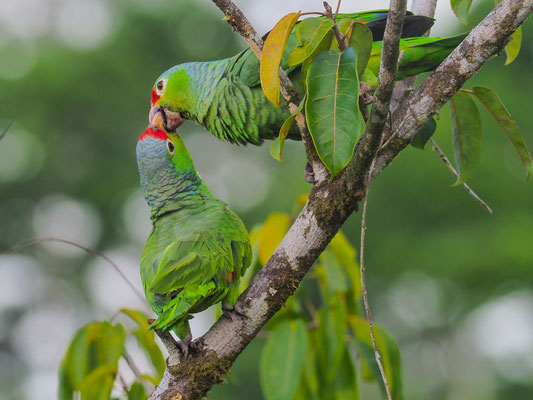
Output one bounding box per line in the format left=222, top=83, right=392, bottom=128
left=59, top=321, right=126, bottom=399
left=449, top=91, right=482, bottom=185
left=260, top=319, right=308, bottom=400
left=288, top=18, right=334, bottom=67
left=306, top=47, right=363, bottom=179
left=316, top=301, right=347, bottom=383
left=337, top=20, right=373, bottom=77
left=411, top=118, right=437, bottom=150
left=328, top=231, right=361, bottom=314
left=121, top=309, right=166, bottom=380
left=471, top=86, right=533, bottom=179
left=320, top=347, right=359, bottom=400
left=349, top=316, right=402, bottom=400
left=260, top=12, right=301, bottom=108
left=450, top=0, right=472, bottom=25
left=128, top=382, right=148, bottom=400
left=270, top=95, right=306, bottom=162
left=504, top=26, right=522, bottom=65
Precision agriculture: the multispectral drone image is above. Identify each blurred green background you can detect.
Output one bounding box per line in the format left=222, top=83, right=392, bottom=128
left=0, top=0, right=532, bottom=399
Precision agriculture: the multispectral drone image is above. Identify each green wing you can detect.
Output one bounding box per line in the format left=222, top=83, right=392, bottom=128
left=147, top=220, right=251, bottom=332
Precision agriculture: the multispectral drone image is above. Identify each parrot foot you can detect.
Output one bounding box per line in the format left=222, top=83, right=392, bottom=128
left=305, top=162, right=316, bottom=184
left=222, top=302, right=248, bottom=322
left=176, top=332, right=193, bottom=358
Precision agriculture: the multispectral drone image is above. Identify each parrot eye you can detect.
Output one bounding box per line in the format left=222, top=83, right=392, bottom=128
left=155, top=79, right=167, bottom=96
left=166, top=139, right=175, bottom=155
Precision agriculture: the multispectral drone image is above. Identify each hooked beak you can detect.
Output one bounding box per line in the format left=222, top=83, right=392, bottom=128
left=149, top=105, right=184, bottom=132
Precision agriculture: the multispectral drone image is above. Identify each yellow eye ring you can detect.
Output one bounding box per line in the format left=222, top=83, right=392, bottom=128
left=166, top=139, right=175, bottom=155
left=156, top=78, right=167, bottom=96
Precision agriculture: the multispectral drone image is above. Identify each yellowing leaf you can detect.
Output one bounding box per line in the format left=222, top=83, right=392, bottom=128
left=260, top=12, right=301, bottom=108
left=505, top=26, right=522, bottom=65
left=258, top=213, right=291, bottom=265
left=270, top=94, right=306, bottom=162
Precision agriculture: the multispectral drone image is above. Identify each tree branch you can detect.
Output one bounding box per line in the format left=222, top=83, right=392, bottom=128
left=150, top=1, right=533, bottom=398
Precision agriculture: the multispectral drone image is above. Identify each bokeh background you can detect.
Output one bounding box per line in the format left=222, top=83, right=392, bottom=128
left=1, top=0, right=532, bottom=398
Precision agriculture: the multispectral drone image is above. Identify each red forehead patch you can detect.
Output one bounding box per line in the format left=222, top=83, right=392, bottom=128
left=151, top=89, right=160, bottom=105
left=139, top=127, right=168, bottom=142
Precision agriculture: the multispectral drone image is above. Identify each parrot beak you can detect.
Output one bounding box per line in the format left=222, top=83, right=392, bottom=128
left=149, top=105, right=184, bottom=132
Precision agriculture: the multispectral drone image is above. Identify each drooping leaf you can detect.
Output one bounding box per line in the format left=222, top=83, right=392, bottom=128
left=316, top=300, right=347, bottom=383
left=450, top=0, right=472, bottom=25
left=260, top=12, right=301, bottom=108
left=328, top=231, right=361, bottom=314
left=449, top=91, right=482, bottom=185
left=258, top=213, right=291, bottom=265
left=271, top=95, right=306, bottom=162
left=321, top=249, right=349, bottom=295
left=59, top=321, right=126, bottom=399
left=128, top=381, right=148, bottom=400
left=411, top=118, right=437, bottom=150
left=337, top=20, right=373, bottom=77
left=288, top=18, right=334, bottom=66
left=260, top=319, right=308, bottom=400
left=471, top=86, right=533, bottom=179
left=504, top=26, right=522, bottom=65
left=306, top=47, right=363, bottom=179
left=319, top=347, right=359, bottom=400
left=120, top=309, right=166, bottom=380
left=349, top=316, right=403, bottom=400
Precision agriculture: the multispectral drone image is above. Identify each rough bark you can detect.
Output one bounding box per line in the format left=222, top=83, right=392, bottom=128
left=150, top=0, right=533, bottom=398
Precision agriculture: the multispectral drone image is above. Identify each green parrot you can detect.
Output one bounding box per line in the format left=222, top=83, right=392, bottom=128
left=137, top=126, right=252, bottom=345
left=149, top=10, right=465, bottom=145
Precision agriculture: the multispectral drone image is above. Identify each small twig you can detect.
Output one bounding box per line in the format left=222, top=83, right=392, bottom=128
left=117, top=372, right=129, bottom=393
left=323, top=1, right=346, bottom=50
left=5, top=237, right=146, bottom=302
left=0, top=120, right=14, bottom=142
left=334, top=0, right=342, bottom=19
left=300, top=11, right=326, bottom=16
left=123, top=349, right=143, bottom=379
left=360, top=150, right=393, bottom=400
left=430, top=138, right=493, bottom=213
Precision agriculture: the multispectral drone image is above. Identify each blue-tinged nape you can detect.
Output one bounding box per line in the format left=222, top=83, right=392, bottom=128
left=136, top=136, right=204, bottom=218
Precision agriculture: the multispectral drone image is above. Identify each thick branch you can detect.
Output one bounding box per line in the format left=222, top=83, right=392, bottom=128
left=390, top=0, right=437, bottom=112
left=374, top=0, right=533, bottom=177
left=150, top=1, right=533, bottom=398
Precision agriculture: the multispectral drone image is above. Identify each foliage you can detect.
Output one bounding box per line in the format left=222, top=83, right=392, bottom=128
left=260, top=7, right=531, bottom=183
left=58, top=310, right=165, bottom=400
left=250, top=200, right=402, bottom=400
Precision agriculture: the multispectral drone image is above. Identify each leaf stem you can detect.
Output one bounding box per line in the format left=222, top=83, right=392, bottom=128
left=430, top=138, right=493, bottom=213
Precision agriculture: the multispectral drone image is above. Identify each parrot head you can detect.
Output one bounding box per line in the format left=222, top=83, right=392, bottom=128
left=137, top=127, right=198, bottom=211
left=149, top=66, right=196, bottom=133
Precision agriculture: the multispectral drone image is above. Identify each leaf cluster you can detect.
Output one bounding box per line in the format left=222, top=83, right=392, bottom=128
left=58, top=310, right=165, bottom=400
left=261, top=14, right=372, bottom=179
left=247, top=197, right=402, bottom=400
